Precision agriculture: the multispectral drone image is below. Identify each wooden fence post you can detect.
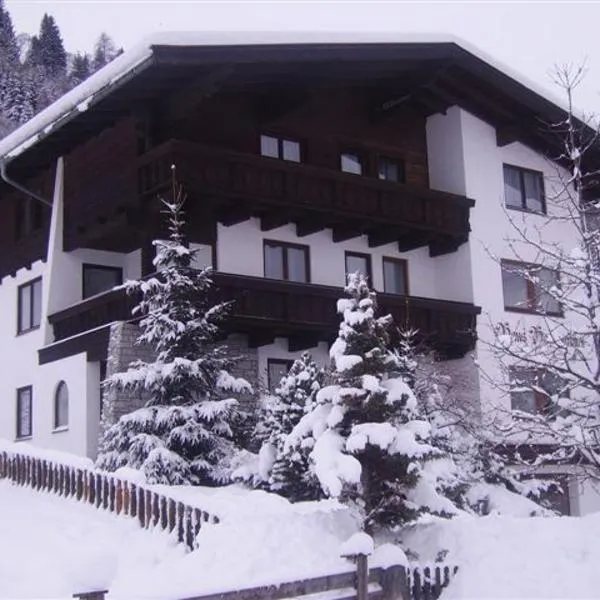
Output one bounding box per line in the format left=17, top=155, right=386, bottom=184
left=380, top=565, right=410, bottom=600
left=356, top=554, right=368, bottom=600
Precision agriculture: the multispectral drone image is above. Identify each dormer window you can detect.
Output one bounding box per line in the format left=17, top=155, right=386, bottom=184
left=260, top=134, right=301, bottom=162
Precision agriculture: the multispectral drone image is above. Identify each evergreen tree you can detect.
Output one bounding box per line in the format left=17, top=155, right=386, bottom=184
left=28, top=14, right=66, bottom=75
left=92, top=32, right=119, bottom=71
left=97, top=181, right=251, bottom=485
left=70, top=52, right=91, bottom=86
left=260, top=353, right=325, bottom=500
left=24, top=35, right=41, bottom=68
left=0, top=0, right=18, bottom=66
left=289, top=274, right=458, bottom=531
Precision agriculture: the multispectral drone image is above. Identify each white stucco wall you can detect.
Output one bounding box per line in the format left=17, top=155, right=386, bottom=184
left=0, top=259, right=96, bottom=456
left=453, top=108, right=582, bottom=416
left=216, top=218, right=472, bottom=303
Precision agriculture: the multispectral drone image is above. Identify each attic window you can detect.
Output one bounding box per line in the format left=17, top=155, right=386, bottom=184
left=260, top=134, right=301, bottom=162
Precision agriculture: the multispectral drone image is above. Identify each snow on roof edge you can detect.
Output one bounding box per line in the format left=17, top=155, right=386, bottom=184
left=0, top=31, right=584, bottom=163
left=0, top=40, right=154, bottom=161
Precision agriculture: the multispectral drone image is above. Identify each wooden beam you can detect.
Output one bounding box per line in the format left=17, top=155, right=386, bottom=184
left=218, top=206, right=254, bottom=227
left=368, top=228, right=400, bottom=248
left=429, top=235, right=464, bottom=257
left=397, top=232, right=430, bottom=253
left=332, top=225, right=362, bottom=243
left=288, top=333, right=321, bottom=352
left=296, top=219, right=326, bottom=237
left=247, top=330, right=276, bottom=349
left=496, top=123, right=522, bottom=147
left=260, top=212, right=291, bottom=232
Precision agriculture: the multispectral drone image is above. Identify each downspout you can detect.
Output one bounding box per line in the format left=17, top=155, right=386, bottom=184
left=0, top=158, right=52, bottom=207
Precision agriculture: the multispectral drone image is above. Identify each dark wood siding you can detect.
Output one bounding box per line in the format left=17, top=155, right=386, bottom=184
left=63, top=117, right=138, bottom=250
left=165, top=87, right=429, bottom=187
left=0, top=168, right=54, bottom=280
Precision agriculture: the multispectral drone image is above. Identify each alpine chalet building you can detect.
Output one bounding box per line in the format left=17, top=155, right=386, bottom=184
left=0, top=33, right=597, bottom=514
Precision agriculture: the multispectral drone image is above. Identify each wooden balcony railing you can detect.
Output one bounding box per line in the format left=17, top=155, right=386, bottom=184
left=46, top=273, right=479, bottom=360
left=137, top=140, right=474, bottom=255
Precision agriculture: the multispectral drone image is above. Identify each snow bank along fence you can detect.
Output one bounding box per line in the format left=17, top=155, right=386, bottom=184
left=72, top=560, right=458, bottom=600
left=0, top=444, right=219, bottom=551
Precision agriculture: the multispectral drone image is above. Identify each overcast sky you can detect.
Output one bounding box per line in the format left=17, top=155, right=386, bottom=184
left=5, top=1, right=600, bottom=115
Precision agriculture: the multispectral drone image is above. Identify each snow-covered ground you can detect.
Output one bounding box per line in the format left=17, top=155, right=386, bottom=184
left=0, top=480, right=184, bottom=599
left=0, top=479, right=360, bottom=600
left=3, top=476, right=600, bottom=600
left=401, top=513, right=600, bottom=599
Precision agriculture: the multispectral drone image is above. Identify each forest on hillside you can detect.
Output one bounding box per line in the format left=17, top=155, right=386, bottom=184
left=0, top=0, right=120, bottom=138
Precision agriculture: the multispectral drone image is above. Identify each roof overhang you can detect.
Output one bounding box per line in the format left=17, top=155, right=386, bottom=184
left=1, top=33, right=598, bottom=177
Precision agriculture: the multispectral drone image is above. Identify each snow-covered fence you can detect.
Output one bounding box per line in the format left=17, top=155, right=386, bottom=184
left=173, top=560, right=457, bottom=600
left=0, top=442, right=219, bottom=551
left=407, top=564, right=458, bottom=600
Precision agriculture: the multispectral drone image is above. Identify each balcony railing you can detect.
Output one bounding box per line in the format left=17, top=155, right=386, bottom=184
left=137, top=140, right=474, bottom=255
left=45, top=273, right=479, bottom=361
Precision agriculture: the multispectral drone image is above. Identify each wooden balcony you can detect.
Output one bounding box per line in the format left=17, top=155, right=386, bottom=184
left=138, top=140, right=475, bottom=256
left=39, top=273, right=479, bottom=365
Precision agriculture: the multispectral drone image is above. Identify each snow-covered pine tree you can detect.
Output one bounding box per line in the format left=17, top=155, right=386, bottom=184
left=259, top=352, right=325, bottom=501
left=70, top=52, right=91, bottom=86
left=289, top=273, right=458, bottom=531
left=0, top=0, right=19, bottom=67
left=96, top=178, right=251, bottom=485
left=35, top=13, right=66, bottom=75
left=92, top=32, right=120, bottom=71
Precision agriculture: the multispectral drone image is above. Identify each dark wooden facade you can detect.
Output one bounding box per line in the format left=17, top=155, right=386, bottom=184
left=0, top=44, right=491, bottom=282
left=40, top=272, right=479, bottom=365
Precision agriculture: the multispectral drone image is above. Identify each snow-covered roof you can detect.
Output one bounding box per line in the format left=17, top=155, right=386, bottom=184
left=0, top=31, right=584, bottom=166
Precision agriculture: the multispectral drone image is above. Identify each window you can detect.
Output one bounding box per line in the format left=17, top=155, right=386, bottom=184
left=503, top=164, right=545, bottom=213
left=17, top=277, right=42, bottom=334
left=383, top=258, right=408, bottom=295
left=345, top=252, right=372, bottom=282
left=264, top=241, right=310, bottom=283
left=510, top=367, right=568, bottom=416
left=501, top=260, right=561, bottom=315
left=260, top=134, right=301, bottom=163
left=535, top=474, right=571, bottom=516
left=82, top=264, right=123, bottom=299
left=340, top=152, right=363, bottom=175
left=378, top=156, right=406, bottom=183
left=267, top=359, right=293, bottom=392
left=54, top=381, right=69, bottom=430
left=16, top=386, right=32, bottom=439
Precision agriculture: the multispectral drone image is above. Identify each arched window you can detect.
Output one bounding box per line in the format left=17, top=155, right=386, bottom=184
left=54, top=381, right=69, bottom=429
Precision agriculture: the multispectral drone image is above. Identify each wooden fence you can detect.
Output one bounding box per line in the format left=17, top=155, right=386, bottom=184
left=0, top=447, right=219, bottom=551
left=407, top=564, right=459, bottom=600
left=74, top=558, right=458, bottom=600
